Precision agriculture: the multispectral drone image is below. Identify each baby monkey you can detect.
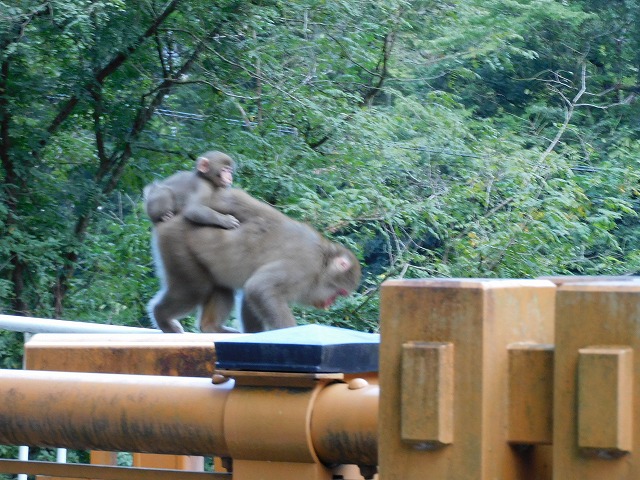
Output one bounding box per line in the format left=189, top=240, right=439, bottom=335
left=144, top=150, right=240, bottom=229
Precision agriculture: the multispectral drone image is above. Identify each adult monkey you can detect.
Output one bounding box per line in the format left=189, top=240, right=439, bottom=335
left=144, top=150, right=240, bottom=229
left=148, top=188, right=361, bottom=333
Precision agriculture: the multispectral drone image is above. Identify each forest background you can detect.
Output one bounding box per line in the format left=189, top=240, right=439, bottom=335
left=2, top=0, right=640, bottom=361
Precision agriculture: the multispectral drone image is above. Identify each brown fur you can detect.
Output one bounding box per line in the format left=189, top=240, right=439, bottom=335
left=143, top=151, right=239, bottom=229
left=148, top=188, right=361, bottom=333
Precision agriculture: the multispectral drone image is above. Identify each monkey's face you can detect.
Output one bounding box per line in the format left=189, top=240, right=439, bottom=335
left=311, top=253, right=361, bottom=308
left=196, top=152, right=236, bottom=188
left=218, top=166, right=233, bottom=188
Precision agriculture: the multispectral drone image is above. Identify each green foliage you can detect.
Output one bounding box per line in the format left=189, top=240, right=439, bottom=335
left=63, top=194, right=157, bottom=327
left=0, top=331, right=23, bottom=369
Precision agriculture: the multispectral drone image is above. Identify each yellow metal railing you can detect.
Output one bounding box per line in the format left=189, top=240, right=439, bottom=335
left=2, top=277, right=640, bottom=479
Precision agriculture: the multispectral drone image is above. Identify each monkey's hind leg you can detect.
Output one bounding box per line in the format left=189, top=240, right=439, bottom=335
left=198, top=287, right=238, bottom=333
left=144, top=183, right=176, bottom=224
left=148, top=289, right=195, bottom=333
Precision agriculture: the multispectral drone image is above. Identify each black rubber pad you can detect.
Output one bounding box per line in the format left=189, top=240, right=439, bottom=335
left=215, top=324, right=379, bottom=373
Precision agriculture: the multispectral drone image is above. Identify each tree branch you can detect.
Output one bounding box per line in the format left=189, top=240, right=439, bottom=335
left=540, top=63, right=587, bottom=163
left=361, top=30, right=397, bottom=106
left=0, top=57, right=30, bottom=314
left=0, top=3, right=52, bottom=52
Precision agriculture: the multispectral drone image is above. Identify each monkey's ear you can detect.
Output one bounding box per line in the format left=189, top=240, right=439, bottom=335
left=196, top=157, right=211, bottom=174
left=332, top=255, right=352, bottom=272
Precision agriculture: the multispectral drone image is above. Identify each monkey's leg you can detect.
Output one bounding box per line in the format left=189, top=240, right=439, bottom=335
left=198, top=287, right=237, bottom=333
left=242, top=265, right=298, bottom=332
left=148, top=289, right=196, bottom=333
left=239, top=300, right=272, bottom=333
left=144, top=184, right=176, bottom=224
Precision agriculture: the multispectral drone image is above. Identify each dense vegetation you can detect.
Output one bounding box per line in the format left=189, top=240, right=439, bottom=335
left=2, top=0, right=640, bottom=346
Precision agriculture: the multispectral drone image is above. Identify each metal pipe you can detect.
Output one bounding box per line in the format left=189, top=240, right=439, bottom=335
left=0, top=459, right=227, bottom=479
left=0, top=370, right=231, bottom=456
left=55, top=448, right=67, bottom=463
left=0, top=369, right=379, bottom=466
left=0, top=314, right=161, bottom=334
left=311, top=380, right=379, bottom=466
left=17, top=446, right=28, bottom=480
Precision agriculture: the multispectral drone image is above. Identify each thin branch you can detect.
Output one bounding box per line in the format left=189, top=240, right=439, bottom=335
left=0, top=2, right=52, bottom=52
left=205, top=46, right=308, bottom=107
left=575, top=94, right=635, bottom=109
left=540, top=63, right=587, bottom=163
left=154, top=32, right=170, bottom=77
left=361, top=30, right=396, bottom=106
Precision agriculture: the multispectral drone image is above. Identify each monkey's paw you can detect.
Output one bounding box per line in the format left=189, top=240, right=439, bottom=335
left=223, top=215, right=240, bottom=229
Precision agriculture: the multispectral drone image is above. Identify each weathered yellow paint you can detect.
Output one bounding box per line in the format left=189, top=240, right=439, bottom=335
left=379, top=278, right=555, bottom=480
left=507, top=343, right=554, bottom=444
left=25, top=332, right=237, bottom=474
left=12, top=277, right=640, bottom=480
left=25, top=333, right=242, bottom=377
left=132, top=454, right=204, bottom=471
left=90, top=451, right=119, bottom=466
left=16, top=277, right=640, bottom=479
left=22, top=332, right=379, bottom=480
left=232, top=459, right=331, bottom=480
left=553, top=282, right=640, bottom=479
left=400, top=341, right=454, bottom=446
left=225, top=383, right=326, bottom=464
left=0, top=459, right=222, bottom=480
left=0, top=368, right=378, bottom=471
left=577, top=346, right=633, bottom=452
left=0, top=369, right=232, bottom=456
left=311, top=379, right=378, bottom=466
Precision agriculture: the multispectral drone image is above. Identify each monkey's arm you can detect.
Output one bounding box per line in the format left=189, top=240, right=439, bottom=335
left=183, top=203, right=240, bottom=228
left=183, top=186, right=240, bottom=229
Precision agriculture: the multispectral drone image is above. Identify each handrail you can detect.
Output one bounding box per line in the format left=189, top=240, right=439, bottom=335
left=0, top=459, right=228, bottom=479
left=0, top=314, right=160, bottom=479
left=0, top=314, right=161, bottom=334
